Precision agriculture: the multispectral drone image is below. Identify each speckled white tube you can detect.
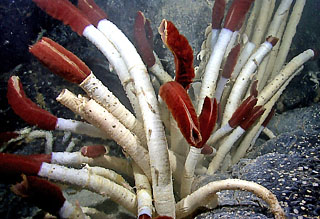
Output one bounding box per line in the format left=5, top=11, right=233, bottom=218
left=38, top=163, right=137, bottom=214
left=80, top=73, right=146, bottom=146
left=95, top=18, right=175, bottom=217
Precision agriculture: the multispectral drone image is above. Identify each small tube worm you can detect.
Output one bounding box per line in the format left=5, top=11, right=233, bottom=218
left=11, top=175, right=83, bottom=218
left=197, top=97, right=218, bottom=148
left=80, top=145, right=107, bottom=158
left=7, top=76, right=57, bottom=130
left=207, top=95, right=257, bottom=145
left=0, top=152, right=42, bottom=177
left=7, top=76, right=107, bottom=139
left=159, top=20, right=194, bottom=89
left=214, top=44, right=241, bottom=102
left=211, top=0, right=226, bottom=47
left=200, top=144, right=216, bottom=156
left=233, top=68, right=304, bottom=165
left=248, top=108, right=275, bottom=151
left=207, top=106, right=265, bottom=174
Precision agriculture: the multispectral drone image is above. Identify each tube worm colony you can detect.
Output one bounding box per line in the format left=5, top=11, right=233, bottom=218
left=1, top=0, right=313, bottom=218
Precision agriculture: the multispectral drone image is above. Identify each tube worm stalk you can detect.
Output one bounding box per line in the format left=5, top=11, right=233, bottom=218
left=90, top=7, right=175, bottom=217
left=149, top=52, right=173, bottom=84
left=251, top=0, right=275, bottom=46
left=51, top=151, right=133, bottom=177
left=80, top=73, right=147, bottom=146
left=244, top=0, right=262, bottom=41
left=132, top=162, right=153, bottom=219
left=83, top=99, right=152, bottom=181
left=85, top=165, right=133, bottom=193
left=257, top=49, right=314, bottom=106
left=175, top=179, right=285, bottom=219
left=255, top=0, right=293, bottom=90
left=38, top=162, right=138, bottom=214
left=180, top=146, right=201, bottom=198
left=270, top=0, right=306, bottom=80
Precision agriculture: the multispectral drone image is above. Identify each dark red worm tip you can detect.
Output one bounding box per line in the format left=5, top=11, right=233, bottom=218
left=159, top=81, right=201, bottom=146
left=78, top=0, right=107, bottom=27
left=224, top=0, right=254, bottom=31
left=134, top=11, right=156, bottom=67
left=0, top=153, right=42, bottom=178
left=266, top=36, right=279, bottom=47
left=159, top=19, right=194, bottom=89
left=139, top=214, right=151, bottom=219
left=81, top=145, right=106, bottom=158
left=0, top=132, right=19, bottom=146
left=262, top=108, right=275, bottom=127
left=29, top=37, right=91, bottom=84
left=27, top=154, right=52, bottom=163
left=240, top=105, right=265, bottom=130
left=7, top=76, right=57, bottom=130
left=212, top=0, right=226, bottom=29
left=228, top=95, right=257, bottom=128
left=250, top=80, right=258, bottom=97
left=32, top=0, right=91, bottom=35
left=197, top=97, right=218, bottom=148
left=12, top=175, right=66, bottom=216
left=201, top=144, right=215, bottom=155
left=222, top=44, right=241, bottom=78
